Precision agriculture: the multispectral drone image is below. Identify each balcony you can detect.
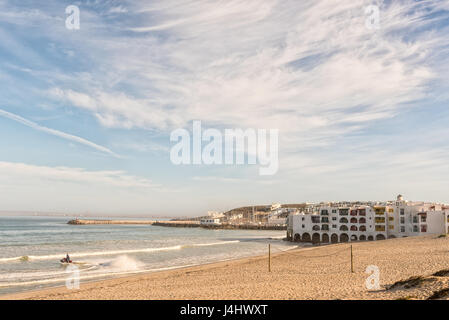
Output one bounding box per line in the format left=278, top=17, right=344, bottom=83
left=339, top=209, right=349, bottom=216
left=311, top=216, right=320, bottom=223
left=320, top=210, right=329, bottom=216
left=375, top=217, right=385, bottom=224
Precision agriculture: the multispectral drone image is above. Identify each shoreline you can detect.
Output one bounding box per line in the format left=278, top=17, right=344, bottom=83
left=1, top=235, right=448, bottom=300
left=0, top=242, right=322, bottom=300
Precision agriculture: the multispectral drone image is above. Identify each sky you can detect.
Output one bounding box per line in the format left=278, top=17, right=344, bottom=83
left=0, top=0, right=449, bottom=216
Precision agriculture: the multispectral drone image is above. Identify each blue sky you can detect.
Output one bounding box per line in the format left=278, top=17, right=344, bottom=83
left=0, top=0, right=449, bottom=216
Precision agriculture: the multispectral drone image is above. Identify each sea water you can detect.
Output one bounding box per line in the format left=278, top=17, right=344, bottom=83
left=0, top=216, right=296, bottom=295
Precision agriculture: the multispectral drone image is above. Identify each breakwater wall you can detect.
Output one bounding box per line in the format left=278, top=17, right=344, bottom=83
left=67, top=219, right=286, bottom=230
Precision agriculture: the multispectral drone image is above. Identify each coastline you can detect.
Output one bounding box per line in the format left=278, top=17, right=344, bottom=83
left=1, top=235, right=449, bottom=300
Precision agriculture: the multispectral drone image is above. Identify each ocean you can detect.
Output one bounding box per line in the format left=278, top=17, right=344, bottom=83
left=0, top=216, right=295, bottom=295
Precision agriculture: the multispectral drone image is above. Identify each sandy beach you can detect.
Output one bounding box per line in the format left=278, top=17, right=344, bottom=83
left=2, top=234, right=448, bottom=300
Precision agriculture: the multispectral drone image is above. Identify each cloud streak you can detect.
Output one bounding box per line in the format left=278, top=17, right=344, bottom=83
left=0, top=108, right=120, bottom=158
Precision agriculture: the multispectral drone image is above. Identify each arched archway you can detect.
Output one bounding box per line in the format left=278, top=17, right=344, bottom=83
left=340, top=225, right=348, bottom=231
left=302, top=233, right=311, bottom=242
left=350, top=225, right=358, bottom=231
left=294, top=233, right=301, bottom=242
left=312, top=225, right=320, bottom=231
left=360, top=225, right=366, bottom=232
left=376, top=234, right=386, bottom=241
left=312, top=233, right=320, bottom=244
left=368, top=235, right=374, bottom=241
left=351, top=235, right=358, bottom=241
left=350, top=217, right=357, bottom=223
left=322, top=233, right=329, bottom=243
left=331, top=233, right=338, bottom=243
left=339, top=217, right=348, bottom=223
left=359, top=235, right=366, bottom=241
left=340, top=233, right=349, bottom=242
left=359, top=217, right=366, bottom=223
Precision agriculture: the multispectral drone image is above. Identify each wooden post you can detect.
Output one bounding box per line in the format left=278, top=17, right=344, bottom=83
left=350, top=244, right=354, bottom=273
left=268, top=244, right=271, bottom=272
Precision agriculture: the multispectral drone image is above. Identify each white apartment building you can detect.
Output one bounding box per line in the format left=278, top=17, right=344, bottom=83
left=287, top=195, right=449, bottom=244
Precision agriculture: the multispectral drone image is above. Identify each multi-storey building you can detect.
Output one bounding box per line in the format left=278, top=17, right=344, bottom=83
left=286, top=195, right=449, bottom=243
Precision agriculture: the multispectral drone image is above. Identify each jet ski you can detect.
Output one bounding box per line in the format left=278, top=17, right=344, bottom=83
left=60, top=257, right=72, bottom=264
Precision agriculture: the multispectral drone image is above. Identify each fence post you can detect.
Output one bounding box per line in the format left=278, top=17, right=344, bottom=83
left=350, top=244, right=354, bottom=273
left=268, top=244, right=271, bottom=272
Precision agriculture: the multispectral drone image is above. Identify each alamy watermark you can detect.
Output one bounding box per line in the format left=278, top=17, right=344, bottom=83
left=170, top=121, right=279, bottom=175
left=365, top=5, right=380, bottom=30
left=65, top=264, right=80, bottom=289
left=365, top=265, right=380, bottom=290
left=65, top=5, right=80, bottom=30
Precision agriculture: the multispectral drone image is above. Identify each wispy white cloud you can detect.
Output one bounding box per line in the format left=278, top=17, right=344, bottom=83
left=0, top=161, right=158, bottom=188
left=0, top=108, right=120, bottom=158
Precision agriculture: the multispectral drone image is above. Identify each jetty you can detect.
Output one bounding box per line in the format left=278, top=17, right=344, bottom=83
left=67, top=219, right=285, bottom=230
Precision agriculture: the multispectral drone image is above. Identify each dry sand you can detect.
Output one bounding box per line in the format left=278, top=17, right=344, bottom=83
left=1, top=234, right=449, bottom=300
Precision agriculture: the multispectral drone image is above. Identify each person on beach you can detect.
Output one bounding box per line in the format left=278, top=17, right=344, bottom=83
left=66, top=253, right=70, bottom=263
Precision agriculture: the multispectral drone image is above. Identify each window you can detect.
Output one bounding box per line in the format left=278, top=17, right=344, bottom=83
left=389, top=217, right=394, bottom=221
left=332, top=217, right=337, bottom=221
left=302, top=224, right=305, bottom=228
left=321, top=210, right=329, bottom=215
left=375, top=217, right=385, bottom=223
left=375, top=225, right=385, bottom=231
left=321, top=217, right=329, bottom=223
left=400, top=208, right=405, bottom=215
left=332, top=225, right=337, bottom=229
left=421, top=216, right=427, bottom=223
left=421, top=225, right=427, bottom=233
left=400, top=226, right=405, bottom=232
left=413, top=225, right=418, bottom=232
left=332, top=209, right=337, bottom=213
left=389, top=225, right=394, bottom=230
left=400, top=217, right=405, bottom=224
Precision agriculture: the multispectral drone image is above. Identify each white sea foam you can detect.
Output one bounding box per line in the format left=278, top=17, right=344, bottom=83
left=0, top=240, right=240, bottom=264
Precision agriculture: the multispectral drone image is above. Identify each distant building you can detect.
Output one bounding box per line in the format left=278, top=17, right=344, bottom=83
left=200, top=218, right=221, bottom=225
left=287, top=195, right=449, bottom=243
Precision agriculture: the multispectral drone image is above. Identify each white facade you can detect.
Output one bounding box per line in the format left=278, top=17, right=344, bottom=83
left=287, top=195, right=449, bottom=243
